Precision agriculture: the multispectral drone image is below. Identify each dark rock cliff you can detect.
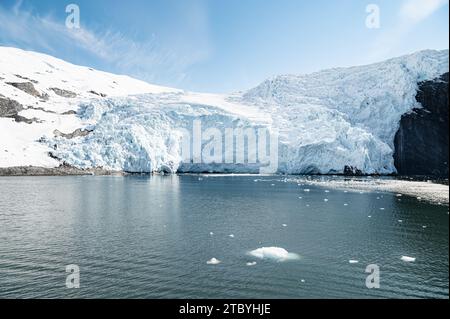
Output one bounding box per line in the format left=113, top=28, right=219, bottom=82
left=394, top=73, right=449, bottom=177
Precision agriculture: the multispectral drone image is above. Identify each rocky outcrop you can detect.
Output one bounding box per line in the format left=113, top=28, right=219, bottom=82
left=0, top=96, right=23, bottom=117
left=53, top=128, right=93, bottom=139
left=88, top=90, right=107, bottom=97
left=343, top=165, right=364, bottom=176
left=0, top=96, right=40, bottom=124
left=50, top=87, right=77, bottom=98
left=394, top=73, right=449, bottom=177
left=0, top=165, right=120, bottom=176
left=6, top=81, right=49, bottom=100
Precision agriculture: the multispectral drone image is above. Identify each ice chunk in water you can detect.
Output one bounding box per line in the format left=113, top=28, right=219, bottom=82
left=207, top=258, right=221, bottom=265
left=401, top=256, right=416, bottom=262
left=249, top=247, right=300, bottom=262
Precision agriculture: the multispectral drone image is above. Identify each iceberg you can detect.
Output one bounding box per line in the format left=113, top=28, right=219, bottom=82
left=401, top=256, right=416, bottom=262
left=206, top=258, right=221, bottom=265
left=248, top=247, right=300, bottom=262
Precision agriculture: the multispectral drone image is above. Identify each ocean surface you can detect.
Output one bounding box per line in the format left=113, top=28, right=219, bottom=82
left=0, top=175, right=448, bottom=299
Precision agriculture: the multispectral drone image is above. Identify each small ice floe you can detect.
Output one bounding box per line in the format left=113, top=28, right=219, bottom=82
left=248, top=247, right=300, bottom=262
left=324, top=199, right=329, bottom=202
left=422, top=226, right=428, bottom=229
left=398, top=220, right=403, bottom=223
left=401, top=256, right=416, bottom=263
left=306, top=204, right=310, bottom=207
left=229, top=234, right=235, bottom=238
left=282, top=224, right=288, bottom=227
left=198, top=177, right=203, bottom=181
left=344, top=190, right=348, bottom=193
left=271, top=184, right=275, bottom=186
left=368, top=215, right=372, bottom=218
left=304, top=189, right=311, bottom=192
left=349, top=260, right=359, bottom=264
left=207, top=258, right=221, bottom=265
left=324, top=190, right=330, bottom=193
left=298, top=197, right=303, bottom=199
left=254, top=179, right=258, bottom=183
left=246, top=262, right=257, bottom=266
left=300, top=279, right=306, bottom=283
left=417, top=197, right=422, bottom=200
left=376, top=197, right=381, bottom=200
left=209, top=232, right=214, bottom=236
left=380, top=208, right=385, bottom=211
left=344, top=203, right=349, bottom=206
left=396, top=194, right=403, bottom=197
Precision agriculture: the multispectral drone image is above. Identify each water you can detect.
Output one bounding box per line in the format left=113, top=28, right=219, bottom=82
left=0, top=175, right=448, bottom=299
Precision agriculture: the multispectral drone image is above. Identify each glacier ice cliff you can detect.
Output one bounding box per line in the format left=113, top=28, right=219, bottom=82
left=1, top=47, right=449, bottom=174
left=47, top=50, right=449, bottom=174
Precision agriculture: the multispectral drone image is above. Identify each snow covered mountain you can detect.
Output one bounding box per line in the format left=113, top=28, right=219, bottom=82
left=0, top=46, right=448, bottom=174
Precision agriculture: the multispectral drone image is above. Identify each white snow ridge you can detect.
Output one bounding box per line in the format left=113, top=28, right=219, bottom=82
left=1, top=46, right=448, bottom=174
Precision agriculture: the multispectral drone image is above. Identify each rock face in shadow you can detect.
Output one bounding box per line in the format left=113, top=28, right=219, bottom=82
left=49, top=87, right=77, bottom=98
left=0, top=96, right=40, bottom=124
left=6, top=81, right=49, bottom=100
left=394, top=73, right=449, bottom=177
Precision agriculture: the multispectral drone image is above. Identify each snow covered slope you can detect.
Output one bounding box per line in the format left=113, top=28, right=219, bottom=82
left=1, top=46, right=448, bottom=174
left=0, top=46, right=179, bottom=168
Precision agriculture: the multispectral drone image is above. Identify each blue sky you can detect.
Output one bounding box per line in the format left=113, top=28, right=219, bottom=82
left=0, top=0, right=448, bottom=92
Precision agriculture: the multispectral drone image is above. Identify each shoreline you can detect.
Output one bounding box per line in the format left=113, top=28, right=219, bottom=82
left=1, top=166, right=448, bottom=205
left=296, top=176, right=449, bottom=205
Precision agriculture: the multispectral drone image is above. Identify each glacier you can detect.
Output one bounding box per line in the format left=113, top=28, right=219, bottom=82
left=1, top=47, right=449, bottom=174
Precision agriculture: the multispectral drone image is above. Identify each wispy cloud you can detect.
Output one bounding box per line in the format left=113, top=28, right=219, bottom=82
left=0, top=1, right=212, bottom=88
left=368, top=0, right=448, bottom=60
left=400, top=0, right=448, bottom=23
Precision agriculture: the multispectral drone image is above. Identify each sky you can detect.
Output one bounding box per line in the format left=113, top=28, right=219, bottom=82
left=0, top=0, right=448, bottom=92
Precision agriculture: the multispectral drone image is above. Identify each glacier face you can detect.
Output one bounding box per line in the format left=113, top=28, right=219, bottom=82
left=48, top=50, right=448, bottom=174
left=1, top=47, right=449, bottom=174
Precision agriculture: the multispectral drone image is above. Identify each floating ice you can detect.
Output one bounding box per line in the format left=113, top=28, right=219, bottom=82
left=229, top=234, right=235, bottom=238
left=209, top=232, right=214, bottom=236
left=207, top=258, right=221, bottom=265
left=349, top=260, right=359, bottom=264
left=248, top=247, right=300, bottom=262
left=246, top=262, right=257, bottom=266
left=401, top=256, right=416, bottom=262
left=282, top=224, right=288, bottom=227
left=324, top=199, right=329, bottom=202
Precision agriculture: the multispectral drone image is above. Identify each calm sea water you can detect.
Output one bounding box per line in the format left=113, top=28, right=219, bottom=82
left=0, top=175, right=448, bottom=299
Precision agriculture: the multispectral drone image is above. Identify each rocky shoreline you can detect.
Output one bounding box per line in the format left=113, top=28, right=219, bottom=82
left=0, top=165, right=121, bottom=176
